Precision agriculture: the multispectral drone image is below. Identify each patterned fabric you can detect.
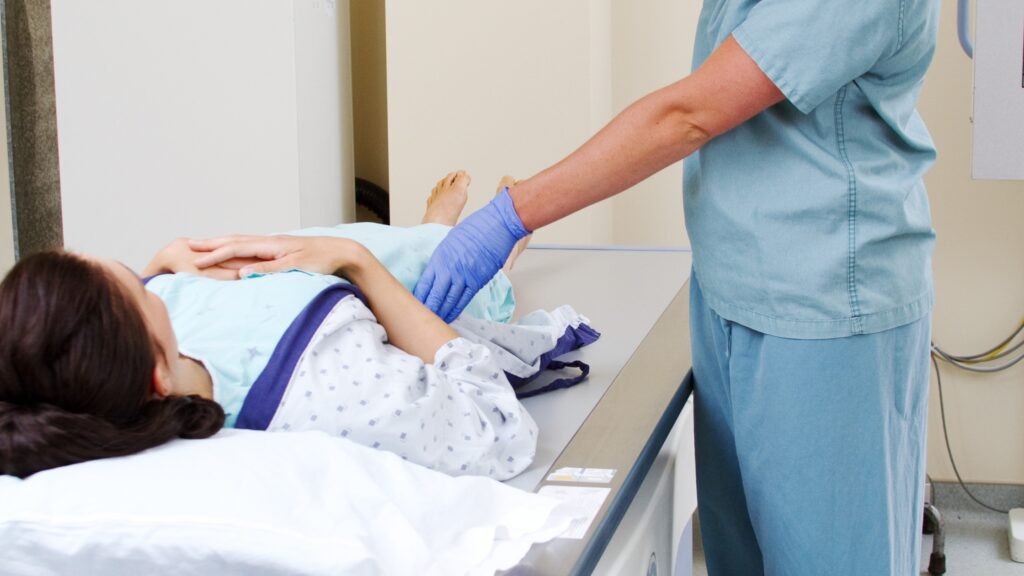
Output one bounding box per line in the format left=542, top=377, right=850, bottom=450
left=148, top=223, right=517, bottom=427
left=266, top=296, right=538, bottom=480
left=147, top=270, right=350, bottom=427
left=450, top=305, right=595, bottom=380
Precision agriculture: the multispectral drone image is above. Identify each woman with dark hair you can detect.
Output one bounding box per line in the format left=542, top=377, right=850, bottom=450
left=0, top=172, right=582, bottom=481
left=0, top=250, right=224, bottom=479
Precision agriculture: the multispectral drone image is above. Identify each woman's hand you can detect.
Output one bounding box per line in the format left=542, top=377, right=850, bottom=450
left=189, top=235, right=362, bottom=278
left=142, top=238, right=242, bottom=279
left=195, top=234, right=459, bottom=361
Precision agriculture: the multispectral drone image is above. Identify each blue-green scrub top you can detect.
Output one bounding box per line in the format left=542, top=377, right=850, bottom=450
left=684, top=0, right=939, bottom=339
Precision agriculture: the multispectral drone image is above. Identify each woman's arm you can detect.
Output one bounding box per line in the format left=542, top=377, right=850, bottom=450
left=341, top=242, right=458, bottom=363
left=187, top=235, right=457, bottom=363
left=512, top=36, right=783, bottom=230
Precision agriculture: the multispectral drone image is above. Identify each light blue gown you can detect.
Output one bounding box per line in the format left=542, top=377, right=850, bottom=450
left=147, top=223, right=515, bottom=428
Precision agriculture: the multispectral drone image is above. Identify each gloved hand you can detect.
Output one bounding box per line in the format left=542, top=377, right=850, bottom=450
left=414, top=187, right=530, bottom=322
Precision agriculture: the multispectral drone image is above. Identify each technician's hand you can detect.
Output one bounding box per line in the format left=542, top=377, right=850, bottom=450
left=414, top=188, right=530, bottom=322
left=189, top=235, right=360, bottom=278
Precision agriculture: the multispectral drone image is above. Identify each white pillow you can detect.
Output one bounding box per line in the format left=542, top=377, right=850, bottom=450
left=0, top=429, right=567, bottom=575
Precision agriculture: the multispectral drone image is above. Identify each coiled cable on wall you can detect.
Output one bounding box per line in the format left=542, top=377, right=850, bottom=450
left=933, top=320, right=1024, bottom=371
left=930, top=319, right=1024, bottom=514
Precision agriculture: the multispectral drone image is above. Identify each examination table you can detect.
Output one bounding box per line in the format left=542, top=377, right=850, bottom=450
left=0, top=245, right=696, bottom=576
left=504, top=246, right=695, bottom=576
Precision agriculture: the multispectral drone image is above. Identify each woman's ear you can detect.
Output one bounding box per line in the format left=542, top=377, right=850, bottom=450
left=151, top=363, right=173, bottom=398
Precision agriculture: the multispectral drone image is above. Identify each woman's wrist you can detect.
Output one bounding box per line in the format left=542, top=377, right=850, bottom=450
left=143, top=239, right=185, bottom=276
left=333, top=239, right=377, bottom=280
left=140, top=260, right=167, bottom=277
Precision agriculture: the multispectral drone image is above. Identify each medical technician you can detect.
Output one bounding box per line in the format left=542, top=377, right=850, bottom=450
left=414, top=1, right=940, bottom=574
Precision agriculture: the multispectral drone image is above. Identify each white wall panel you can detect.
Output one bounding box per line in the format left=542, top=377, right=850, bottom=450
left=51, top=0, right=353, bottom=270
left=972, top=0, right=1024, bottom=180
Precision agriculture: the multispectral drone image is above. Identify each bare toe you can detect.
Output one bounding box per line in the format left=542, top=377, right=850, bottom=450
left=422, top=170, right=470, bottom=225
left=496, top=175, right=517, bottom=195
left=453, top=170, right=471, bottom=189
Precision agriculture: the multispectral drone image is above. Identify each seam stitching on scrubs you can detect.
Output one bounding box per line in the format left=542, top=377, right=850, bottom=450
left=896, top=0, right=906, bottom=51
left=700, top=289, right=933, bottom=338
left=833, top=86, right=863, bottom=333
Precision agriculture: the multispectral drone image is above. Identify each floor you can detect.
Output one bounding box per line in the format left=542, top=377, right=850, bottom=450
left=688, top=483, right=1024, bottom=575
left=920, top=483, right=1024, bottom=575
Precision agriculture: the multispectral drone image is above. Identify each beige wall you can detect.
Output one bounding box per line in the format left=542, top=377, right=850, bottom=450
left=0, top=48, right=14, bottom=275
left=350, top=0, right=389, bottom=190
left=384, top=0, right=616, bottom=244
left=369, top=1, right=1024, bottom=483
left=382, top=0, right=697, bottom=246
left=920, top=0, right=1024, bottom=484
left=608, top=0, right=697, bottom=246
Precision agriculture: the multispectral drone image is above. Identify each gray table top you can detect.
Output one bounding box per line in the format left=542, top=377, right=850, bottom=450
left=502, top=246, right=694, bottom=575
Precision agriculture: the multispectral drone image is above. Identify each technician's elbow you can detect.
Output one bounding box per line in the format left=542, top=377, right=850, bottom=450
left=680, top=117, right=713, bottom=149
left=660, top=104, right=713, bottom=153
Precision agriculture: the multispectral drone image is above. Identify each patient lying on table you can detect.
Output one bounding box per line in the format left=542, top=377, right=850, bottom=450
left=0, top=173, right=587, bottom=481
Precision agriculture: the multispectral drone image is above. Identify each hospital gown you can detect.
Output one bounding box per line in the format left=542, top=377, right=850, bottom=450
left=147, top=225, right=597, bottom=480
left=268, top=296, right=537, bottom=480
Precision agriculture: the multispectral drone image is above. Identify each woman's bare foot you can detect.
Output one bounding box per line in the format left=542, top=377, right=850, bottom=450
left=497, top=175, right=531, bottom=272
left=422, top=171, right=470, bottom=226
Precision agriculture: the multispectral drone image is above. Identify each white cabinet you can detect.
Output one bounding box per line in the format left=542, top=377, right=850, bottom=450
left=593, top=400, right=697, bottom=576
left=51, top=0, right=355, bottom=269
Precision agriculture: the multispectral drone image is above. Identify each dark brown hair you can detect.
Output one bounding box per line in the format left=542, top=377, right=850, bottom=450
left=0, top=251, right=224, bottom=478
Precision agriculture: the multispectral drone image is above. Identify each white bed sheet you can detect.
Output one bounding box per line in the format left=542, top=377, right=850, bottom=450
left=0, top=429, right=569, bottom=575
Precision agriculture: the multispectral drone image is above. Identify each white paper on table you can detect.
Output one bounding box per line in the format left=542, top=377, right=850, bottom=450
left=537, top=485, right=612, bottom=540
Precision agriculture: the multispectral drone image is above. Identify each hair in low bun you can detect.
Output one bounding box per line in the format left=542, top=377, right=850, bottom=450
left=0, top=251, right=224, bottom=478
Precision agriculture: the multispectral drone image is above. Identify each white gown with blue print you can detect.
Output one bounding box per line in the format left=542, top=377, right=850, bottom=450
left=146, top=225, right=597, bottom=480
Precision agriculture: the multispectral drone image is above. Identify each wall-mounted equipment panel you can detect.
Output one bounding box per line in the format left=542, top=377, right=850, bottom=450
left=972, top=0, right=1024, bottom=180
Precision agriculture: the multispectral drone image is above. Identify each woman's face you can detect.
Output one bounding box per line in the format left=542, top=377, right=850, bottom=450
left=91, top=257, right=180, bottom=372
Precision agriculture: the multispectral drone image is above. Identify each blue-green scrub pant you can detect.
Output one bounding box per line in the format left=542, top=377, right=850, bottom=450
left=690, top=273, right=931, bottom=576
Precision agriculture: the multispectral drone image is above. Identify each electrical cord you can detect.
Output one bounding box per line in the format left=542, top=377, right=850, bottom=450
left=941, top=336, right=1024, bottom=363
left=933, top=319, right=1024, bottom=361
left=938, top=321, right=1024, bottom=362
left=929, top=319, right=1024, bottom=514
left=932, top=344, right=1024, bottom=373
left=931, top=352, right=1011, bottom=514
left=931, top=319, right=1024, bottom=372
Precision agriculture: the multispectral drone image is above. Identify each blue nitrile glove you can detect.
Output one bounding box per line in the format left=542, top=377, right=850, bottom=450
left=414, top=187, right=529, bottom=322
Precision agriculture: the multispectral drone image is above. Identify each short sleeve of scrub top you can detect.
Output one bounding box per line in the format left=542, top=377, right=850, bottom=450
left=732, top=0, right=896, bottom=113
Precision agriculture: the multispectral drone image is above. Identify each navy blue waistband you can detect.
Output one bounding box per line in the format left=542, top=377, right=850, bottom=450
left=235, top=282, right=367, bottom=430
left=507, top=322, right=601, bottom=398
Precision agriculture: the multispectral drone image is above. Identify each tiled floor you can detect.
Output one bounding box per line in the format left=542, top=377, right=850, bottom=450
left=920, top=483, right=1024, bottom=576
left=689, top=483, right=1024, bottom=575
